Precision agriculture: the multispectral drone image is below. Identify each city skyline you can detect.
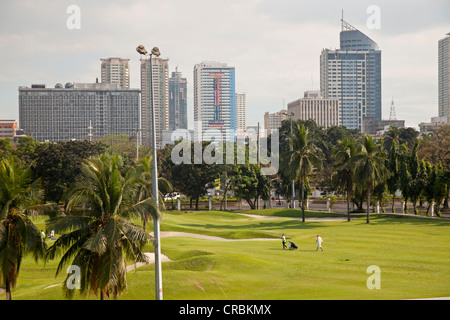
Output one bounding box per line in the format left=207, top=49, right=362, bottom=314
left=0, top=1, right=449, bottom=130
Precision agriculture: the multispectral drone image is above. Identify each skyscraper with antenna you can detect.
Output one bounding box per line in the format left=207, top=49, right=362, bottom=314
left=320, top=16, right=382, bottom=131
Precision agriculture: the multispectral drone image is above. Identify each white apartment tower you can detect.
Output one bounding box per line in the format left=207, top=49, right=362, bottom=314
left=140, top=57, right=169, bottom=148
left=193, top=61, right=236, bottom=142
left=101, top=57, right=130, bottom=89
left=438, top=33, right=450, bottom=123
left=236, top=92, right=246, bottom=131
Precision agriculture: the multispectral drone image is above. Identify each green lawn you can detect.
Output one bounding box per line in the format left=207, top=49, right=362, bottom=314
left=3, top=210, right=450, bottom=300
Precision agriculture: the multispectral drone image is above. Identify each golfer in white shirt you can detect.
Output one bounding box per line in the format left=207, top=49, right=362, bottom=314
left=316, top=235, right=324, bottom=251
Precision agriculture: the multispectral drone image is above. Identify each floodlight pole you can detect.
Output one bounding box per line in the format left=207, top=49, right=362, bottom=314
left=137, top=44, right=162, bottom=300
left=150, top=51, right=163, bottom=301
left=290, top=113, right=295, bottom=209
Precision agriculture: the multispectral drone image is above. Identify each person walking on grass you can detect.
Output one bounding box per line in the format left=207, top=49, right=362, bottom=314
left=282, top=234, right=287, bottom=249
left=316, top=234, right=324, bottom=251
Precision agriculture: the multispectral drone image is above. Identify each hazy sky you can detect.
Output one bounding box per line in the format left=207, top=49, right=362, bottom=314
left=1, top=0, right=449, bottom=129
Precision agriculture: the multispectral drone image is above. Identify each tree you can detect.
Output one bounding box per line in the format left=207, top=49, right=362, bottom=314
left=45, top=154, right=156, bottom=300
left=132, top=154, right=172, bottom=229
left=355, top=134, right=388, bottom=223
left=386, top=140, right=400, bottom=212
left=331, top=137, right=358, bottom=221
left=232, top=165, right=271, bottom=210
left=0, top=139, right=14, bottom=161
left=383, top=126, right=419, bottom=153
left=433, top=162, right=448, bottom=215
left=0, top=157, right=57, bottom=300
left=31, top=140, right=105, bottom=203
left=168, top=141, right=222, bottom=210
left=14, top=136, right=39, bottom=167
left=418, top=125, right=450, bottom=210
left=281, top=124, right=323, bottom=222
left=408, top=142, right=425, bottom=214
left=398, top=144, right=412, bottom=214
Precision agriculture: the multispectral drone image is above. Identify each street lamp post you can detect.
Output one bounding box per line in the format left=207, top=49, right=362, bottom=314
left=136, top=44, right=163, bottom=300
left=282, top=111, right=295, bottom=209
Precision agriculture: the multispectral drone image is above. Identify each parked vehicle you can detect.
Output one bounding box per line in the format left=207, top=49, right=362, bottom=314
left=164, top=192, right=180, bottom=201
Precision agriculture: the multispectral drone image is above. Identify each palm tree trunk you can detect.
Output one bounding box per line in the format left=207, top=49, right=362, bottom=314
left=301, top=177, right=305, bottom=223
left=5, top=278, right=11, bottom=300
left=392, top=194, right=395, bottom=213
left=367, top=186, right=371, bottom=224
left=347, top=188, right=351, bottom=222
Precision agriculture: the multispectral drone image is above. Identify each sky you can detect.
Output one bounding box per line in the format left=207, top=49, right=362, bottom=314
left=0, top=0, right=449, bottom=130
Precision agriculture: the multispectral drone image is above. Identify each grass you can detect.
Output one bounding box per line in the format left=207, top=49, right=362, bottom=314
left=2, top=210, right=450, bottom=300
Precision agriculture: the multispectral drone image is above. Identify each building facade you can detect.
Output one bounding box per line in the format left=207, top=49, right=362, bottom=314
left=101, top=57, right=130, bottom=89
left=418, top=116, right=448, bottom=135
left=236, top=92, right=246, bottom=131
left=320, top=20, right=381, bottom=131
left=264, top=110, right=288, bottom=133
left=140, top=57, right=169, bottom=148
left=193, top=61, right=236, bottom=142
left=169, top=67, right=188, bottom=131
left=438, top=33, right=450, bottom=123
left=287, top=91, right=340, bottom=129
left=0, top=120, right=18, bottom=139
left=18, top=82, right=140, bottom=142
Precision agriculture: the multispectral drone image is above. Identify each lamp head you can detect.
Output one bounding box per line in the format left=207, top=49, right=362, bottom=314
left=136, top=45, right=148, bottom=55
left=151, top=47, right=161, bottom=57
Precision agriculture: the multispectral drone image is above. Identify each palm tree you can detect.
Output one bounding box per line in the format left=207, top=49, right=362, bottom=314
left=46, top=154, right=157, bottom=300
left=281, top=124, right=323, bottom=222
left=355, top=135, right=388, bottom=224
left=133, top=154, right=172, bottom=229
left=0, top=157, right=57, bottom=300
left=332, top=137, right=358, bottom=222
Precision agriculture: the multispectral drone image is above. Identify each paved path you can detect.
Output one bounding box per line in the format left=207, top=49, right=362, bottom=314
left=235, top=212, right=348, bottom=221
left=150, top=231, right=279, bottom=242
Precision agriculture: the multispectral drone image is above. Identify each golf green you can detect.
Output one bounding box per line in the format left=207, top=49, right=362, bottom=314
left=4, top=210, right=450, bottom=300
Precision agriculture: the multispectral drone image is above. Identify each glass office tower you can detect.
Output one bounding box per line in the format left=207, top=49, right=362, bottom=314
left=169, top=67, right=188, bottom=130
left=320, top=20, right=381, bottom=130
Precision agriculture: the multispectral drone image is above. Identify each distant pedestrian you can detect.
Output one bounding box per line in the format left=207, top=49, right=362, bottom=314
left=282, top=234, right=287, bottom=249
left=315, top=234, right=324, bottom=251
left=41, top=230, right=46, bottom=240
left=49, top=230, right=55, bottom=240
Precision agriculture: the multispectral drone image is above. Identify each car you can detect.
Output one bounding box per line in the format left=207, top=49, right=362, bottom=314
left=164, top=192, right=180, bottom=201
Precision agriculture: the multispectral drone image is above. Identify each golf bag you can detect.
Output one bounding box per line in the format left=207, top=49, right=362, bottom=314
left=289, top=241, right=298, bottom=250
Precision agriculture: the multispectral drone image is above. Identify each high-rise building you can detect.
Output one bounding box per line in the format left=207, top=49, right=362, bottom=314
left=193, top=61, right=236, bottom=142
left=169, top=67, right=188, bottom=130
left=140, top=56, right=169, bottom=148
left=287, top=91, right=340, bottom=129
left=438, top=33, right=450, bottom=123
left=320, top=19, right=381, bottom=131
left=0, top=120, right=18, bottom=139
left=101, top=57, right=130, bottom=89
left=264, top=110, right=288, bottom=133
left=236, top=92, right=246, bottom=131
left=18, top=82, right=140, bottom=142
